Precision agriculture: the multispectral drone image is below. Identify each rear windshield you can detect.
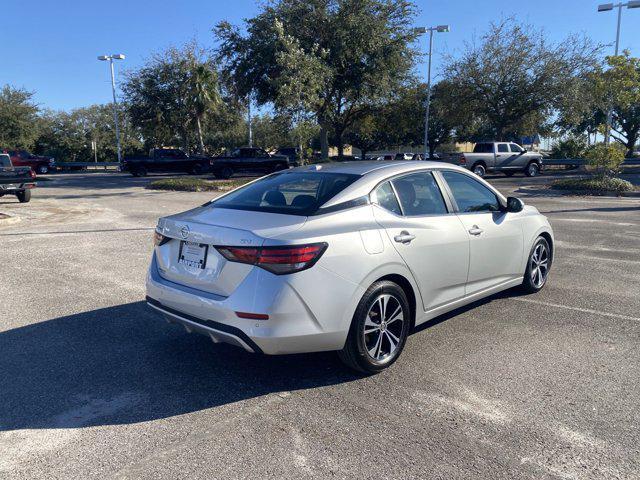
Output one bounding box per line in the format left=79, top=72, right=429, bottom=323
left=473, top=143, right=493, bottom=153
left=211, top=171, right=360, bottom=216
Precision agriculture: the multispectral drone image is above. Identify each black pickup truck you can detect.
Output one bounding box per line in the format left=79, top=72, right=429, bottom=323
left=210, top=147, right=290, bottom=179
left=0, top=153, right=36, bottom=202
left=123, top=148, right=211, bottom=177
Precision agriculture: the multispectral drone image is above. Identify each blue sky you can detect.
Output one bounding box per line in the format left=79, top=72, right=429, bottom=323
left=2, top=0, right=639, bottom=111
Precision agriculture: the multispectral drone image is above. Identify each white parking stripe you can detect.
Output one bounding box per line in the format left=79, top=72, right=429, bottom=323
left=513, top=297, right=640, bottom=323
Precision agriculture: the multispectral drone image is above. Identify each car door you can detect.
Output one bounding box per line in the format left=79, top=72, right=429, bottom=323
left=508, top=143, right=528, bottom=168
left=494, top=143, right=512, bottom=170
left=439, top=170, right=523, bottom=295
left=372, top=171, right=470, bottom=311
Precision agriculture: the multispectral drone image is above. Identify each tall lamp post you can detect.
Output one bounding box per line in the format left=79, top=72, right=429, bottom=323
left=415, top=25, right=450, bottom=158
left=597, top=2, right=640, bottom=144
left=98, top=54, right=125, bottom=164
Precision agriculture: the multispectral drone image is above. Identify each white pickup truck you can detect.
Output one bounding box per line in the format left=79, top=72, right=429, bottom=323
left=448, top=142, right=544, bottom=178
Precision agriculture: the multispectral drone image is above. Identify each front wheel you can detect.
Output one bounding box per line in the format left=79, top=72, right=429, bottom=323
left=338, top=280, right=411, bottom=373
left=521, top=236, right=552, bottom=293
left=219, top=167, right=233, bottom=179
left=38, top=165, right=49, bottom=174
left=525, top=162, right=540, bottom=177
left=17, top=189, right=31, bottom=203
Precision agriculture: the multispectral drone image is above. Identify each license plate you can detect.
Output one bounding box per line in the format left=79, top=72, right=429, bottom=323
left=178, top=241, right=208, bottom=269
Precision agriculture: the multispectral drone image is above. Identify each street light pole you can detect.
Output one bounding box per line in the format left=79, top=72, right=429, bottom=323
left=98, top=54, right=125, bottom=165
left=597, top=2, right=640, bottom=144
left=424, top=29, right=434, bottom=159
left=416, top=25, right=450, bottom=159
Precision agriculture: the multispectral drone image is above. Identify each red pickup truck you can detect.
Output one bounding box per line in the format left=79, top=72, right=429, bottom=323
left=4, top=150, right=55, bottom=174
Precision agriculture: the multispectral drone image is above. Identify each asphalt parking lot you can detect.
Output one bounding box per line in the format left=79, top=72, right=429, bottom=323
left=1, top=171, right=639, bottom=479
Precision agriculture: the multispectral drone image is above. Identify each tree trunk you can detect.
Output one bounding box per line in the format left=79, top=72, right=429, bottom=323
left=337, top=138, right=344, bottom=157
left=196, top=115, right=205, bottom=153
left=320, top=125, right=329, bottom=159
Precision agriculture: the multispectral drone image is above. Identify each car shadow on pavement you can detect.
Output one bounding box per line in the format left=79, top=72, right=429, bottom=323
left=0, top=301, right=359, bottom=432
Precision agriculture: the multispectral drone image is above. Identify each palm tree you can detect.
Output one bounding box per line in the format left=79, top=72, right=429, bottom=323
left=189, top=61, right=221, bottom=153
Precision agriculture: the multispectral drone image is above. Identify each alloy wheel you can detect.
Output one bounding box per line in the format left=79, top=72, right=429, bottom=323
left=363, top=294, right=405, bottom=361
left=529, top=242, right=549, bottom=288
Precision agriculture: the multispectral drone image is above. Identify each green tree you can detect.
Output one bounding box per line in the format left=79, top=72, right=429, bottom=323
left=442, top=20, right=601, bottom=141
left=593, top=52, right=640, bottom=157
left=215, top=0, right=419, bottom=158
left=123, top=43, right=221, bottom=152
left=0, top=85, right=39, bottom=149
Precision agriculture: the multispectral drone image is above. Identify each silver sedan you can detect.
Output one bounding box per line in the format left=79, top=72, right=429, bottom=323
left=146, top=161, right=553, bottom=372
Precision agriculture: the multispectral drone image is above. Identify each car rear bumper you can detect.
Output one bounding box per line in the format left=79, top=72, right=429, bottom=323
left=145, top=254, right=353, bottom=355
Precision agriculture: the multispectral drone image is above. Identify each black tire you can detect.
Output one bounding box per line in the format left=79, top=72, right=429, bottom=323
left=17, top=189, right=31, bottom=203
left=525, top=162, right=540, bottom=177
left=472, top=163, right=486, bottom=177
left=37, top=165, right=49, bottom=174
left=274, top=162, right=287, bottom=172
left=521, top=236, right=552, bottom=293
left=338, top=280, right=411, bottom=374
left=132, top=167, right=147, bottom=177
left=190, top=163, right=204, bottom=175
left=220, top=167, right=233, bottom=179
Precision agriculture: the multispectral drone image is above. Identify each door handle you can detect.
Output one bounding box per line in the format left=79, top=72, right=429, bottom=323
left=394, top=231, right=416, bottom=244
left=468, top=225, right=484, bottom=236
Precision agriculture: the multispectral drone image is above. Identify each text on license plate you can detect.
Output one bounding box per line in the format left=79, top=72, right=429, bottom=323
left=178, top=241, right=208, bottom=269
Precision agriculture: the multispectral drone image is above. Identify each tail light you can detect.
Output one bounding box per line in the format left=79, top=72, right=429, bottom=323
left=216, top=243, right=327, bottom=275
left=459, top=154, right=466, bottom=165
left=153, top=231, right=170, bottom=246
left=29, top=169, right=36, bottom=179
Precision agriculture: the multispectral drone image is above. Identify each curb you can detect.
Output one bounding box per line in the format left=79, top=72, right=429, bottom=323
left=517, top=185, right=640, bottom=199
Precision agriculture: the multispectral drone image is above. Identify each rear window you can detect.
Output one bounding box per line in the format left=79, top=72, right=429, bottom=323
left=211, top=171, right=360, bottom=216
left=473, top=143, right=493, bottom=153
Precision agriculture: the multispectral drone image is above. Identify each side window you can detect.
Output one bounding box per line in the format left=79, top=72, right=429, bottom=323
left=510, top=143, right=524, bottom=153
left=442, top=171, right=501, bottom=213
left=391, top=172, right=447, bottom=216
left=497, top=144, right=509, bottom=153
left=373, top=182, right=402, bottom=215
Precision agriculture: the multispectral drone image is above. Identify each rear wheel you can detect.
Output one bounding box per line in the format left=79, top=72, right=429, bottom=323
left=190, top=163, right=204, bottom=175
left=525, top=162, right=540, bottom=177
left=219, top=167, right=233, bottom=179
left=37, top=165, right=49, bottom=174
left=472, top=163, right=486, bottom=177
left=17, top=189, right=31, bottom=203
left=338, top=280, right=411, bottom=373
left=521, top=236, right=551, bottom=293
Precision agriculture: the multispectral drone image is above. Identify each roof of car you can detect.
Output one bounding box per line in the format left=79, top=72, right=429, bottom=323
left=290, top=160, right=451, bottom=176
left=289, top=160, right=474, bottom=209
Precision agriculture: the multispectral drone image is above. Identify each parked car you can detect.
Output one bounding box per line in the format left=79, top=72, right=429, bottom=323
left=146, top=161, right=553, bottom=372
left=123, top=148, right=210, bottom=177
left=5, top=150, right=55, bottom=175
left=394, top=153, right=415, bottom=161
left=0, top=153, right=36, bottom=202
left=448, top=142, right=543, bottom=177
left=274, top=147, right=302, bottom=167
left=210, top=147, right=289, bottom=179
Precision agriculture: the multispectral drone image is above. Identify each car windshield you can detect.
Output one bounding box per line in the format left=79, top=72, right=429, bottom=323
left=211, top=171, right=360, bottom=216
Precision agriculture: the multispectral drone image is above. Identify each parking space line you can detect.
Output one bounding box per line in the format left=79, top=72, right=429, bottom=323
left=513, top=297, right=640, bottom=323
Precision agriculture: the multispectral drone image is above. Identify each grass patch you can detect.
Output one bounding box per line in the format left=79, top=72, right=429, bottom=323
left=552, top=176, right=635, bottom=194
left=146, top=177, right=250, bottom=192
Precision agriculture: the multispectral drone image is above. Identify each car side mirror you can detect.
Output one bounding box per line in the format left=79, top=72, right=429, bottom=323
left=506, top=196, right=524, bottom=213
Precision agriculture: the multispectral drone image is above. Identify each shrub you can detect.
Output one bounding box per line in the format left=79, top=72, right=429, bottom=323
left=552, top=176, right=634, bottom=194
left=550, top=137, right=587, bottom=159
left=146, top=177, right=248, bottom=192
left=585, top=143, right=626, bottom=176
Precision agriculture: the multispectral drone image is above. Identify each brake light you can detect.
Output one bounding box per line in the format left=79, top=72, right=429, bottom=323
left=459, top=154, right=466, bottom=165
left=153, top=231, right=170, bottom=246
left=29, top=169, right=36, bottom=179
left=216, top=243, right=327, bottom=275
